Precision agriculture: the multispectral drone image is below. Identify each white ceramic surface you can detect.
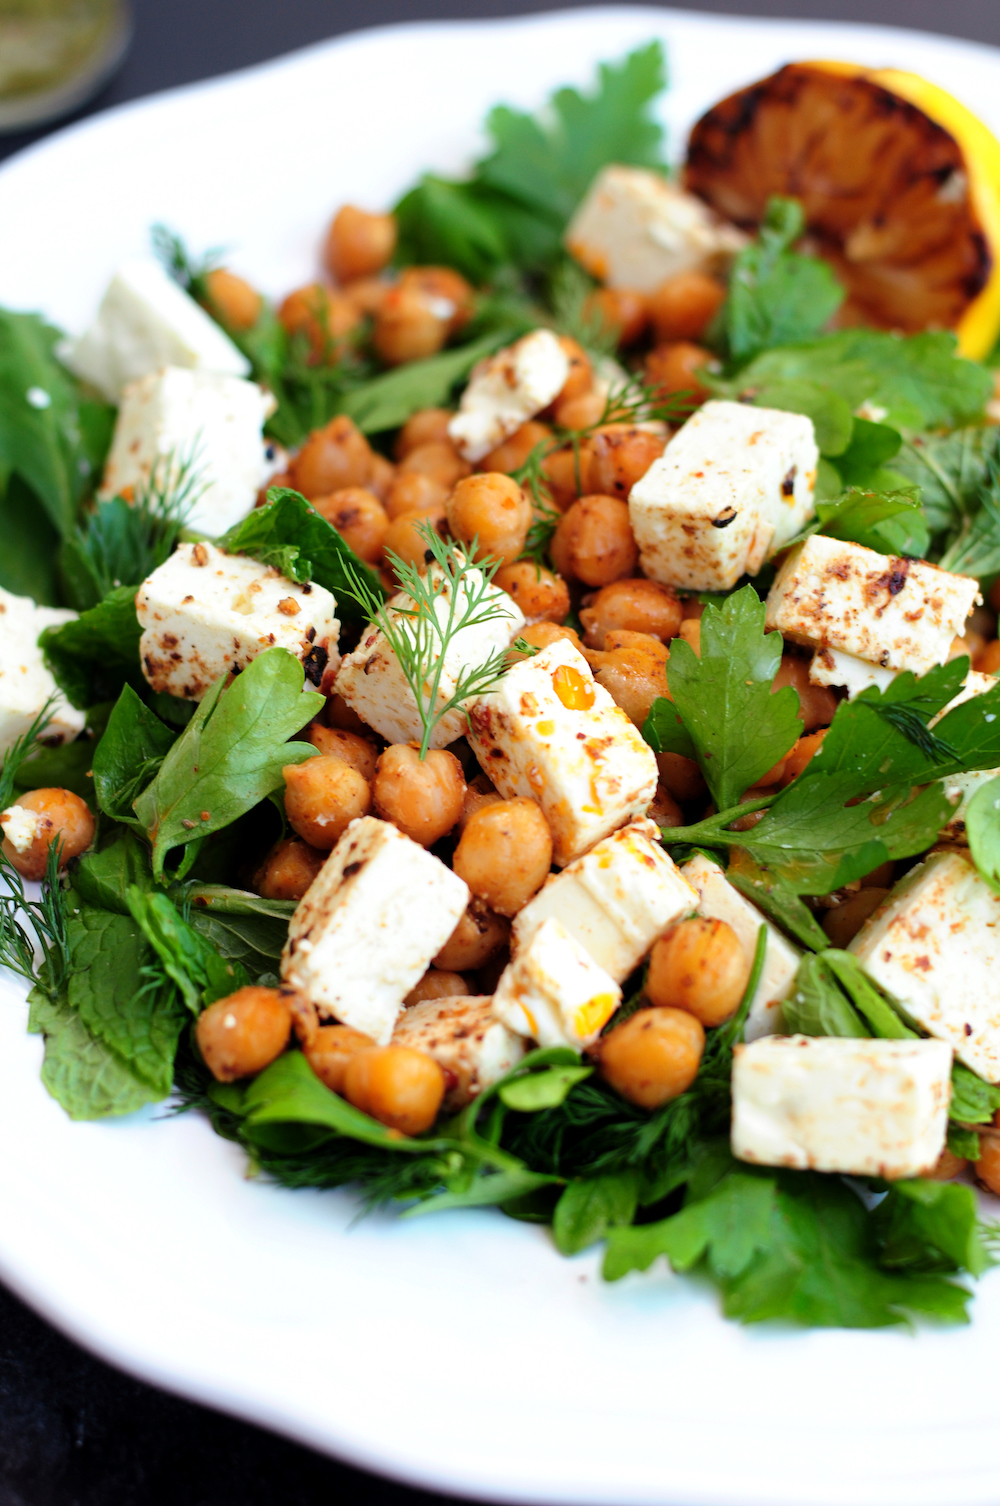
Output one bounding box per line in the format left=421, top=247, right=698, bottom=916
left=3, top=10, right=1000, bottom=1504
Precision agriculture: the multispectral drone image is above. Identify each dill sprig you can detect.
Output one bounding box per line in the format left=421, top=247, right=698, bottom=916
left=151, top=223, right=224, bottom=304
left=548, top=258, right=617, bottom=358
left=938, top=457, right=1000, bottom=579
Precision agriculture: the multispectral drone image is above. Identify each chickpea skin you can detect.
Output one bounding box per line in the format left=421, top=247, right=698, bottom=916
left=304, top=1024, right=376, bottom=1094
left=385, top=470, right=449, bottom=520
left=446, top=473, right=532, bottom=567
left=254, top=837, right=325, bottom=901
left=453, top=798, right=553, bottom=917
left=404, top=969, right=469, bottom=1005
left=381, top=504, right=447, bottom=577
left=0, top=788, right=94, bottom=881
left=398, top=440, right=470, bottom=490
left=398, top=266, right=473, bottom=333
left=307, top=725, right=379, bottom=782
left=550, top=494, right=638, bottom=587
left=771, top=654, right=839, bottom=732
left=395, top=408, right=455, bottom=459
left=283, top=756, right=371, bottom=848
left=373, top=744, right=466, bottom=847
left=600, top=1006, right=705, bottom=1109
left=311, top=487, right=388, bottom=564
left=553, top=336, right=593, bottom=404
left=580, top=577, right=682, bottom=647
left=656, top=750, right=706, bottom=803
left=325, top=693, right=371, bottom=734
left=583, top=287, right=649, bottom=346
left=196, top=987, right=292, bottom=1083
left=507, top=621, right=584, bottom=662
left=541, top=446, right=581, bottom=510
left=457, top=773, right=503, bottom=832
left=647, top=271, right=726, bottom=343
left=481, top=421, right=552, bottom=475
left=822, top=889, right=889, bottom=948
left=554, top=391, right=606, bottom=431
left=780, top=729, right=829, bottom=786
left=434, top=898, right=510, bottom=971
left=925, top=1146, right=969, bottom=1181
left=646, top=918, right=750, bottom=1027
left=374, top=285, right=449, bottom=365
left=645, top=341, right=714, bottom=404
left=580, top=426, right=665, bottom=500
left=278, top=284, right=360, bottom=364
left=494, top=561, right=570, bottom=624
left=975, top=1135, right=1000, bottom=1197
left=345, top=1045, right=445, bottom=1134
left=325, top=205, right=397, bottom=282
left=585, top=629, right=669, bottom=729
left=292, top=415, right=373, bottom=498
left=203, top=268, right=262, bottom=331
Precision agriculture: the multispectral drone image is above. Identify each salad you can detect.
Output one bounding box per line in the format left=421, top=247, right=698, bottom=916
left=5, top=44, right=1000, bottom=1331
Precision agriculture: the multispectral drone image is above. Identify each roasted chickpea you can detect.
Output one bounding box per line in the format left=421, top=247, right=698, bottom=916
left=283, top=756, right=371, bottom=848
left=374, top=285, right=449, bottom=365
left=648, top=271, right=726, bottom=342
left=398, top=266, right=473, bottom=333
left=822, top=888, right=889, bottom=948
left=303, top=1024, right=375, bottom=1094
left=384, top=470, right=449, bottom=520
left=780, top=729, right=829, bottom=785
left=345, top=1045, right=445, bottom=1133
left=771, top=654, right=839, bottom=732
left=254, top=836, right=325, bottom=901
left=975, top=639, right=1000, bottom=675
left=196, top=987, right=292, bottom=1083
left=312, top=487, right=388, bottom=563
left=656, top=750, right=706, bottom=803
left=646, top=918, right=750, bottom=1027
left=203, top=267, right=261, bottom=331
left=649, top=783, right=684, bottom=828
left=325, top=693, right=370, bottom=734
left=554, top=390, right=606, bottom=431
left=925, top=1146, right=969, bottom=1181
left=541, top=446, right=581, bottom=510
left=975, top=1135, right=1000, bottom=1196
left=446, top=473, right=532, bottom=567
left=398, top=439, right=470, bottom=489
left=453, top=798, right=553, bottom=916
left=579, top=577, right=682, bottom=647
left=307, top=725, right=379, bottom=782
left=404, top=968, right=469, bottom=1005
left=366, top=452, right=395, bottom=502
left=506, top=621, right=584, bottom=662
left=0, top=787, right=94, bottom=881
left=278, top=284, right=360, bottom=364
left=550, top=494, right=637, bottom=586
left=292, top=415, right=373, bottom=498
left=862, top=861, right=895, bottom=889
left=458, top=773, right=503, bottom=832
left=342, top=276, right=392, bottom=317
left=481, top=421, right=552, bottom=475
left=381, top=504, right=447, bottom=577
left=324, top=205, right=397, bottom=282
left=583, top=287, right=649, bottom=346
left=553, top=335, right=593, bottom=404
left=585, top=629, right=669, bottom=728
left=395, top=408, right=454, bottom=459
left=645, top=341, right=714, bottom=403
left=494, top=561, right=570, bottom=624
left=373, top=744, right=466, bottom=847
left=434, top=898, right=510, bottom=971
left=580, top=426, right=665, bottom=499
left=600, top=1006, right=705, bottom=1109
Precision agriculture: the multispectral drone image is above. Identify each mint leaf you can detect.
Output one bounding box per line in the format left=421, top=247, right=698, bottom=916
left=74, top=829, right=153, bottom=914
left=92, top=685, right=176, bottom=826
left=28, top=984, right=160, bottom=1121
left=126, top=887, right=249, bottom=1011
left=721, top=197, right=844, bottom=364
left=938, top=458, right=1000, bottom=579
left=38, top=584, right=143, bottom=709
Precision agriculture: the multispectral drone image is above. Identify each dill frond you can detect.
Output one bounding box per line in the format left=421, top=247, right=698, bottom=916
left=151, top=224, right=224, bottom=303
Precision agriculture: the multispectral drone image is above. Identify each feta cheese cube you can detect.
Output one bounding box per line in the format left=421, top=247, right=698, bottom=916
left=807, top=648, right=897, bottom=700
left=335, top=564, right=524, bottom=748
left=466, top=638, right=657, bottom=866
left=99, top=367, right=275, bottom=537
left=628, top=401, right=818, bottom=592
left=448, top=330, right=570, bottom=462
left=680, top=854, right=801, bottom=1041
left=392, top=995, right=525, bottom=1109
left=732, top=1034, right=952, bottom=1178
left=281, top=817, right=469, bottom=1044
left=765, top=535, right=980, bottom=687
left=565, top=165, right=745, bottom=293
left=136, top=541, right=340, bottom=700
left=849, top=850, right=1000, bottom=1082
left=513, top=818, right=696, bottom=980
left=60, top=257, right=250, bottom=403
left=0, top=803, right=42, bottom=853
left=0, top=587, right=85, bottom=754
left=493, top=917, right=621, bottom=1049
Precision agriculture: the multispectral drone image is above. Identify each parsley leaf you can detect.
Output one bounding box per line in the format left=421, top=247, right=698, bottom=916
left=720, top=197, right=844, bottom=364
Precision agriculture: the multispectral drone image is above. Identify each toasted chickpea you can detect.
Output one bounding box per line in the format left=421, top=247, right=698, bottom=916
left=381, top=505, right=447, bottom=576
left=398, top=440, right=470, bottom=489
left=325, top=693, right=370, bottom=734
left=822, top=888, right=889, bottom=948
left=0, top=788, right=94, bottom=881
left=404, top=968, right=469, bottom=1005
left=771, top=654, right=839, bottom=732
left=453, top=798, right=553, bottom=916
left=398, top=266, right=473, bottom=333
left=292, top=415, right=373, bottom=498
left=374, top=286, right=449, bottom=365
left=342, top=276, right=392, bottom=317
left=254, top=836, right=325, bottom=901
left=481, top=421, right=552, bottom=475
left=396, top=408, right=454, bottom=459
left=649, top=783, right=684, bottom=828
left=384, top=470, right=448, bottom=520
left=203, top=267, right=261, bottom=331
left=550, top=494, right=637, bottom=586
left=283, top=756, right=371, bottom=848
left=373, top=744, right=466, bottom=847
left=304, top=1024, right=375, bottom=1094
left=307, top=725, right=378, bottom=782
left=458, top=773, right=503, bottom=832
left=446, top=473, right=532, bottom=567
left=507, top=620, right=584, bottom=663
left=541, top=445, right=581, bottom=510
left=645, top=341, right=714, bottom=403
left=434, top=898, right=510, bottom=970
left=780, top=729, right=829, bottom=786
left=580, top=577, right=682, bottom=647
left=325, top=205, right=397, bottom=282
left=366, top=452, right=395, bottom=502
left=925, top=1146, right=969, bottom=1181
left=585, top=629, right=669, bottom=728
left=648, top=271, right=726, bottom=343
left=554, top=390, right=606, bottom=431
left=196, top=987, right=291, bottom=1083
left=312, top=487, right=388, bottom=563
left=647, top=918, right=750, bottom=1027
left=279, top=283, right=360, bottom=364
left=345, top=1045, right=445, bottom=1133
left=975, top=639, right=1000, bottom=676
left=580, top=426, right=665, bottom=500
left=975, top=1135, right=1000, bottom=1196
left=494, top=561, right=570, bottom=623
left=656, top=750, right=706, bottom=803
left=862, top=861, right=895, bottom=888
left=583, top=287, right=649, bottom=346
left=553, top=336, right=593, bottom=404
left=600, top=1006, right=705, bottom=1108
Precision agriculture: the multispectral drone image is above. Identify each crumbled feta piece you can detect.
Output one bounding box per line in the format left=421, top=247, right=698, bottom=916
left=335, top=565, right=524, bottom=748
left=0, top=587, right=85, bottom=754
left=680, top=854, right=801, bottom=1041
left=629, top=401, right=818, bottom=592
left=493, top=917, right=621, bottom=1050
left=0, top=803, right=42, bottom=854
left=136, top=541, right=340, bottom=700
left=466, top=638, right=657, bottom=866
left=448, top=330, right=570, bottom=462
left=513, top=818, right=695, bottom=980
left=849, top=850, right=1000, bottom=1083
left=60, top=257, right=250, bottom=402
left=929, top=670, right=1000, bottom=839
left=281, top=817, right=469, bottom=1044
left=565, top=165, right=745, bottom=292
left=99, top=367, right=275, bottom=536
left=765, top=535, right=980, bottom=687
left=807, top=647, right=897, bottom=700
left=392, top=995, right=525, bottom=1109
left=732, top=1034, right=952, bottom=1178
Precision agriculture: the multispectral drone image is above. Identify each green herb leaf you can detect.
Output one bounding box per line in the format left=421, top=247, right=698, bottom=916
left=894, top=426, right=1000, bottom=537
left=337, top=332, right=510, bottom=434
left=126, top=886, right=249, bottom=1011
left=724, top=851, right=831, bottom=952
left=74, top=829, right=154, bottom=914
left=0, top=307, right=87, bottom=537
left=28, top=985, right=160, bottom=1121
left=38, top=583, right=143, bottom=709
left=499, top=1063, right=594, bottom=1111
left=721, top=197, right=844, bottom=364
left=92, top=685, right=176, bottom=826
left=393, top=176, right=513, bottom=283
left=641, top=697, right=697, bottom=760
left=0, top=473, right=61, bottom=603
left=408, top=1168, right=561, bottom=1217
left=938, top=458, right=1000, bottom=578
left=782, top=952, right=869, bottom=1037
left=604, top=1166, right=776, bottom=1281
left=950, top=1061, right=1000, bottom=1125
left=966, top=775, right=1000, bottom=893
left=815, top=486, right=929, bottom=557
left=834, top=418, right=903, bottom=486
left=552, top=1170, right=639, bottom=1255
left=873, top=1180, right=993, bottom=1278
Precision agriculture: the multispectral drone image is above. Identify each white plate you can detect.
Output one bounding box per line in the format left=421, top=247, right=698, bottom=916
left=3, top=9, right=1000, bottom=1504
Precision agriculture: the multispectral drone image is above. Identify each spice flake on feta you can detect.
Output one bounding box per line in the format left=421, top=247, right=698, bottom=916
left=0, top=587, right=85, bottom=755
left=448, top=330, right=570, bottom=462
left=493, top=916, right=621, bottom=1050
left=392, top=995, right=525, bottom=1109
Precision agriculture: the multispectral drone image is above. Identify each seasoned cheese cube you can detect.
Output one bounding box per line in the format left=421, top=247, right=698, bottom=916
left=493, top=917, right=621, bottom=1049
left=807, top=648, right=897, bottom=700
left=61, top=257, right=250, bottom=402
left=849, top=851, right=1000, bottom=1082
left=513, top=818, right=695, bottom=980
left=0, top=587, right=85, bottom=754
left=136, top=541, right=339, bottom=700
left=680, top=855, right=801, bottom=1041
left=392, top=995, right=524, bottom=1110
left=466, top=638, right=657, bottom=866
left=732, top=1034, right=952, bottom=1177
left=335, top=565, right=524, bottom=748
left=448, top=330, right=569, bottom=462
left=99, top=367, right=275, bottom=536
left=281, top=817, right=469, bottom=1044
left=765, top=535, right=980, bottom=686
left=628, top=401, right=818, bottom=592
left=565, top=165, right=745, bottom=293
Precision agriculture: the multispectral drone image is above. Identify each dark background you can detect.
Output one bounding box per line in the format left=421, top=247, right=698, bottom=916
left=3, top=2, right=1000, bottom=1503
